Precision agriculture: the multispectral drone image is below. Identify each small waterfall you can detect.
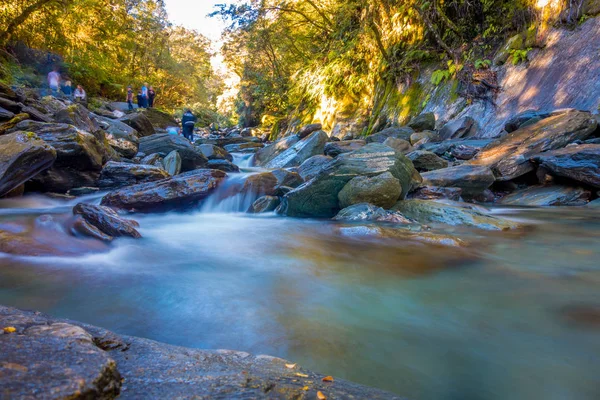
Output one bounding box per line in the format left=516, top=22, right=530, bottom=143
left=231, top=152, right=255, bottom=169
left=200, top=173, right=261, bottom=213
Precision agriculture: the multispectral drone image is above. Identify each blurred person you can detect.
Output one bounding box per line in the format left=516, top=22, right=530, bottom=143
left=181, top=108, right=197, bottom=142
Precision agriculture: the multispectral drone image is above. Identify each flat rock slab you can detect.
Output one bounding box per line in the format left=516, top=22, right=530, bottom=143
left=421, top=165, right=495, bottom=195
left=0, top=305, right=402, bottom=400
left=532, top=144, right=600, bottom=188
left=498, top=185, right=591, bottom=206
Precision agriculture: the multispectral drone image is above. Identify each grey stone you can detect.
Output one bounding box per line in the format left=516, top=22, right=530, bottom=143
left=406, top=150, right=449, bottom=172
left=163, top=151, right=182, bottom=176
left=338, top=172, right=402, bottom=209
left=367, top=126, right=414, bottom=143
left=498, top=185, right=591, bottom=206
left=98, top=161, right=169, bottom=189
left=421, top=165, right=496, bottom=195
left=298, top=155, right=333, bottom=181
left=265, top=130, right=329, bottom=169
left=139, top=134, right=208, bottom=172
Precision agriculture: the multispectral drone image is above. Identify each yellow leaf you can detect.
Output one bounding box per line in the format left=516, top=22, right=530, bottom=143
left=317, top=391, right=327, bottom=400
left=3, top=327, right=16, bottom=333
left=295, top=372, right=309, bottom=378
left=322, top=376, right=334, bottom=382
left=285, top=363, right=297, bottom=369
left=302, top=386, right=309, bottom=391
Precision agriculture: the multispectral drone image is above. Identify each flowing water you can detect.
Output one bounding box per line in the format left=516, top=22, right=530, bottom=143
left=1, top=158, right=600, bottom=399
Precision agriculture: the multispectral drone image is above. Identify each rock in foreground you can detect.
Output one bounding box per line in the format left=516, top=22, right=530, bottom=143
left=98, top=161, right=169, bottom=189
left=73, top=203, right=141, bottom=239
left=531, top=144, right=600, bottom=188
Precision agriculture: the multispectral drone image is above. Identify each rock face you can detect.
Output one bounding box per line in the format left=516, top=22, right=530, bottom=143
left=324, top=139, right=366, bottom=157
left=406, top=150, right=449, bottom=172
left=297, top=123, right=322, bottom=138
left=438, top=117, right=476, bottom=140
left=254, top=135, right=300, bottom=165
left=298, top=155, right=332, bottom=181
left=421, top=165, right=496, bottom=195
left=0, top=132, right=57, bottom=197
left=408, top=112, right=436, bottom=131
left=101, top=169, right=226, bottom=212
left=366, top=126, right=414, bottom=143
left=392, top=200, right=520, bottom=230
left=338, top=172, right=402, bottom=209
left=119, top=112, right=156, bottom=137
left=531, top=144, right=600, bottom=188
left=97, top=161, right=169, bottom=189
left=0, top=306, right=400, bottom=400
left=163, top=151, right=182, bottom=176
left=498, top=185, right=591, bottom=206
left=279, top=143, right=422, bottom=217
left=264, top=130, right=328, bottom=169
left=73, top=203, right=141, bottom=238
left=139, top=134, right=208, bottom=172
left=197, top=144, right=233, bottom=161
left=249, top=195, right=280, bottom=213
left=472, top=110, right=598, bottom=181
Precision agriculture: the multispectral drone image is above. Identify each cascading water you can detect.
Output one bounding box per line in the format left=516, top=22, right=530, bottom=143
left=232, top=152, right=255, bottom=168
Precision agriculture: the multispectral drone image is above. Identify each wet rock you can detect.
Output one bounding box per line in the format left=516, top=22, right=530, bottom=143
left=298, top=155, right=332, bottom=181
left=498, top=185, right=591, bottom=206
left=0, top=106, right=14, bottom=121
left=242, top=172, right=278, bottom=196
left=254, top=135, right=300, bottom=165
left=249, top=195, right=281, bottom=213
left=451, top=145, right=480, bottom=160
left=72, top=216, right=114, bottom=241
left=421, top=165, right=496, bottom=195
left=588, top=198, right=600, bottom=208
left=406, top=150, right=449, bottom=172
left=0, top=96, right=22, bottom=113
left=408, top=112, right=436, bottom=131
left=195, top=136, right=251, bottom=148
left=95, top=115, right=139, bottom=158
left=119, top=112, right=156, bottom=137
left=240, top=127, right=253, bottom=137
left=197, top=144, right=233, bottom=161
left=333, top=203, right=414, bottom=224
left=280, top=143, right=422, bottom=217
left=163, top=151, right=182, bottom=176
left=439, top=117, right=476, bottom=140
left=20, top=105, right=52, bottom=123
left=0, top=132, right=57, bottom=197
left=366, top=126, right=414, bottom=144
left=223, top=142, right=263, bottom=153
left=472, top=110, right=598, bottom=181
left=139, top=134, right=208, bottom=172
left=140, top=153, right=164, bottom=168
left=206, top=159, right=240, bottom=172
left=383, top=137, right=413, bottom=153
left=297, top=123, right=322, bottom=139
left=0, top=113, right=30, bottom=135
left=68, top=187, right=100, bottom=196
left=98, top=161, right=169, bottom=189
left=392, top=200, right=520, bottom=230
left=140, top=108, right=177, bottom=129
left=531, top=144, right=600, bottom=188
left=54, top=104, right=100, bottom=134
left=410, top=130, right=439, bottom=146
left=324, top=139, right=366, bottom=157
left=419, top=139, right=493, bottom=157
left=101, top=169, right=227, bottom=212
left=504, top=110, right=548, bottom=133
left=73, top=203, right=141, bottom=238
left=265, top=130, right=329, bottom=169
left=271, top=169, right=303, bottom=188
left=39, top=95, right=67, bottom=114
left=338, top=172, right=402, bottom=209
left=408, top=186, right=463, bottom=201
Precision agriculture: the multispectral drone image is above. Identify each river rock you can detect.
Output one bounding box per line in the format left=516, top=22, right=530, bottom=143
left=119, top=112, right=156, bottom=137
left=68, top=187, right=100, bottom=196
left=39, top=96, right=67, bottom=114
left=72, top=216, right=114, bottom=241
left=298, top=155, right=332, bottom=181
left=383, top=137, right=413, bottom=153
left=265, top=130, right=328, bottom=169
left=392, top=200, right=520, bottom=230
left=94, top=115, right=139, bottom=158
left=98, top=161, right=169, bottom=189
left=504, top=110, right=548, bottom=133
left=406, top=150, right=449, bottom=172
left=333, top=203, right=414, bottom=224
left=408, top=186, right=463, bottom=201
left=207, top=159, right=240, bottom=172
left=139, top=134, right=208, bottom=172
left=531, top=144, right=600, bottom=188
left=0, top=113, right=30, bottom=135
left=197, top=144, right=233, bottom=161
left=0, top=132, right=57, bottom=197
left=0, top=106, right=14, bottom=121
left=101, top=169, right=227, bottom=212
left=163, top=151, right=182, bottom=176
left=54, top=104, right=100, bottom=134
left=338, top=171, right=402, bottom=209
left=324, top=139, right=366, bottom=157
left=419, top=139, right=493, bottom=157
left=439, top=117, right=477, bottom=140
left=73, top=203, right=141, bottom=238
left=297, top=123, right=322, bottom=139
left=254, top=135, right=299, bottom=165
left=141, top=153, right=164, bottom=168
left=279, top=143, right=422, bottom=217
left=472, top=110, right=598, bottom=181
left=242, top=172, right=278, bottom=196
left=0, top=96, right=21, bottom=113
left=223, top=142, right=263, bottom=153
left=421, top=165, right=496, bottom=195
left=366, top=126, right=414, bottom=143
left=498, top=185, right=591, bottom=206
left=271, top=169, right=303, bottom=188
left=249, top=195, right=280, bottom=213
left=451, top=145, right=480, bottom=160
left=141, top=108, right=178, bottom=129
left=20, top=105, right=52, bottom=123
left=410, top=130, right=439, bottom=146
left=195, top=136, right=250, bottom=147
left=408, top=112, right=436, bottom=131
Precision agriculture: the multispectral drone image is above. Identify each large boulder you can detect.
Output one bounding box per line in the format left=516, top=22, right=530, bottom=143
left=54, top=104, right=100, bottom=134
left=73, top=203, right=141, bottom=238
left=338, top=172, right=402, bottom=209
left=279, top=143, right=422, bottom=217
left=140, top=108, right=177, bottom=129
left=421, top=165, right=495, bottom=195
left=298, top=155, right=332, bottom=181
left=531, top=144, right=600, bottom=188
left=101, top=169, right=226, bottom=212
left=140, top=153, right=164, bottom=168
left=97, top=161, right=169, bottom=189
left=498, top=185, right=591, bottom=206
left=0, top=132, right=57, bottom=197
left=163, top=150, right=182, bottom=176
left=94, top=115, right=139, bottom=158
left=297, top=123, right=322, bottom=139
left=383, top=137, right=413, bottom=153
left=392, top=200, right=520, bottom=230
left=406, top=150, right=449, bottom=172
left=324, top=139, right=366, bottom=157
left=333, top=203, right=414, bottom=224
left=197, top=144, right=233, bottom=161
left=410, top=131, right=439, bottom=146
left=408, top=112, right=436, bottom=131
left=366, top=126, right=414, bottom=144
left=207, top=159, right=240, bottom=172
left=139, top=134, right=208, bottom=172
left=254, top=135, right=300, bottom=165
left=264, top=130, right=328, bottom=169
left=504, top=110, right=548, bottom=133
left=119, top=112, right=156, bottom=137
left=249, top=195, right=280, bottom=213
left=271, top=169, right=303, bottom=188
left=471, top=110, right=598, bottom=181
left=438, top=117, right=476, bottom=140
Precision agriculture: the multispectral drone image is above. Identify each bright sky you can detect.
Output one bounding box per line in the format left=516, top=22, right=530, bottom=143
left=164, top=0, right=230, bottom=42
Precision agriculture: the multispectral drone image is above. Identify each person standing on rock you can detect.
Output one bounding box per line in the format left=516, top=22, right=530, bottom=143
left=62, top=80, right=72, bottom=98
left=181, top=109, right=197, bottom=142
left=126, top=86, right=134, bottom=111
left=148, top=86, right=156, bottom=108
left=47, top=67, right=61, bottom=96
left=136, top=89, right=144, bottom=109
left=141, top=83, right=149, bottom=108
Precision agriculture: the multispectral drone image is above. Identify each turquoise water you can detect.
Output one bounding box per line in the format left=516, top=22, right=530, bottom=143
left=1, top=195, right=600, bottom=399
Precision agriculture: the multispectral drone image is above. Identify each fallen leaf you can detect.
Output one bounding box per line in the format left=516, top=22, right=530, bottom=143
left=317, top=391, right=327, bottom=400
left=302, top=386, right=309, bottom=391
left=2, top=327, right=16, bottom=333
left=285, top=363, right=297, bottom=369
left=295, top=372, right=309, bottom=378
left=322, top=376, right=334, bottom=382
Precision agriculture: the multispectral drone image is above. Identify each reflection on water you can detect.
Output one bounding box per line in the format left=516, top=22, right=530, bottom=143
left=1, top=196, right=600, bottom=399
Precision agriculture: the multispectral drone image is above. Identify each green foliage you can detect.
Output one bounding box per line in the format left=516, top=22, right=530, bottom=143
left=474, top=59, right=492, bottom=70
left=431, top=60, right=461, bottom=85
left=509, top=48, right=531, bottom=65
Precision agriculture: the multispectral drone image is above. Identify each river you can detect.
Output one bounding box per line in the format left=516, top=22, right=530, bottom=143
left=1, top=156, right=600, bottom=399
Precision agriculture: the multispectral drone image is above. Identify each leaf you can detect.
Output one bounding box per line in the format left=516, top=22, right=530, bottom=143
left=317, top=391, right=327, bottom=400
left=285, top=363, right=297, bottom=369
left=2, top=326, right=16, bottom=333
left=295, top=372, right=309, bottom=378
left=322, top=376, right=334, bottom=382
left=302, top=386, right=309, bottom=391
